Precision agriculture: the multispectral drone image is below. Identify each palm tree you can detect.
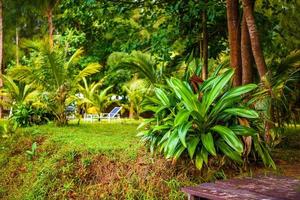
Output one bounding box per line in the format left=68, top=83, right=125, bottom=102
left=77, top=77, right=113, bottom=117
left=122, top=78, right=148, bottom=119
left=88, top=87, right=113, bottom=116
left=0, top=75, right=39, bottom=109
left=109, top=51, right=161, bottom=84
left=8, top=39, right=101, bottom=125
left=78, top=78, right=104, bottom=104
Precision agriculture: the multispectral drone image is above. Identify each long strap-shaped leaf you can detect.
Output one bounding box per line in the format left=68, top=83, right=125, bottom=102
left=178, top=122, right=192, bottom=147
left=200, top=69, right=234, bottom=116
left=224, top=108, right=259, bottom=118
left=209, top=84, right=257, bottom=117
left=168, top=78, right=199, bottom=112
left=211, top=125, right=243, bottom=153
left=201, top=132, right=217, bottom=156
left=155, top=88, right=170, bottom=106
left=217, top=139, right=243, bottom=164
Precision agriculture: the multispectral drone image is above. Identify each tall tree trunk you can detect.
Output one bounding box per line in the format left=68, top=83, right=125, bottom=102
left=0, top=0, right=3, bottom=118
left=242, top=0, right=272, bottom=142
left=242, top=0, right=267, bottom=79
left=47, top=7, right=54, bottom=49
left=200, top=38, right=203, bottom=59
left=226, top=0, right=242, bottom=86
left=240, top=13, right=254, bottom=157
left=16, top=28, right=19, bottom=66
left=202, top=0, right=208, bottom=80
left=241, top=15, right=253, bottom=85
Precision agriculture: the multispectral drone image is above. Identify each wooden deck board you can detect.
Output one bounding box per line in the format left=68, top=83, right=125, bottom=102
left=182, top=176, right=300, bottom=200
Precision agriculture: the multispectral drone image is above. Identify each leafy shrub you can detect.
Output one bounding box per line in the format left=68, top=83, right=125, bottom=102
left=0, top=120, right=18, bottom=137
left=11, top=104, right=53, bottom=127
left=138, top=69, right=275, bottom=170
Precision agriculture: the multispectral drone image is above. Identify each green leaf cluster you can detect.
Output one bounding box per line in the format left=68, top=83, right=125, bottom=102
left=138, top=69, right=275, bottom=170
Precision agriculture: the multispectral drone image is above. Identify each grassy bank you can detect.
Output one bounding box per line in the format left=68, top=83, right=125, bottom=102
left=0, top=121, right=299, bottom=199
left=0, top=121, right=201, bottom=199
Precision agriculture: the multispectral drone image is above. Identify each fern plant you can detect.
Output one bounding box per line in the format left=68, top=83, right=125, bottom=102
left=138, top=69, right=275, bottom=170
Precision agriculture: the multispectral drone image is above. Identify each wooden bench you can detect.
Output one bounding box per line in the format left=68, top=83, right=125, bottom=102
left=182, top=176, right=300, bottom=200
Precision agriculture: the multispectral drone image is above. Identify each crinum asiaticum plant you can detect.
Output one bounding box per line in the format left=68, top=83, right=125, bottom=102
left=138, top=69, right=275, bottom=170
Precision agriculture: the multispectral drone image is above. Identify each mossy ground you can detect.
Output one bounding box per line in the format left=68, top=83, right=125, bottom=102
left=0, top=120, right=299, bottom=199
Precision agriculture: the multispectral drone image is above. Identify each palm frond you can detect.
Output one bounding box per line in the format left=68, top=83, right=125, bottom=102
left=64, top=48, right=84, bottom=70
left=128, top=51, right=157, bottom=83
left=76, top=63, right=101, bottom=81
left=2, top=75, right=20, bottom=97
left=7, top=66, right=33, bottom=82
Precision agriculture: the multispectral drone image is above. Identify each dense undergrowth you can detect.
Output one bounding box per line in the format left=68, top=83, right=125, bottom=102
left=0, top=122, right=222, bottom=200
left=0, top=122, right=299, bottom=199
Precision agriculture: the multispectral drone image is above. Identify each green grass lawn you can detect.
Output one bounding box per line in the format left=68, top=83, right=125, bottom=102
left=0, top=121, right=299, bottom=200
left=23, top=121, right=142, bottom=160
left=0, top=120, right=195, bottom=199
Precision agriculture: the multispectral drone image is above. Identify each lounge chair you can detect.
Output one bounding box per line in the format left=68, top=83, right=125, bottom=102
left=83, top=113, right=99, bottom=122
left=100, top=107, right=122, bottom=120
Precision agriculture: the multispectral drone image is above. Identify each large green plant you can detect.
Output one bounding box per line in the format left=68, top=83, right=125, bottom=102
left=108, top=51, right=163, bottom=84
left=10, top=104, right=52, bottom=127
left=122, top=78, right=149, bottom=119
left=138, top=69, right=275, bottom=170
left=0, top=75, right=39, bottom=108
left=8, top=39, right=101, bottom=125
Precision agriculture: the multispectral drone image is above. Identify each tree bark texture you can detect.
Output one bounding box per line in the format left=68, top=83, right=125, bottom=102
left=129, top=102, right=134, bottom=118
left=16, top=28, right=19, bottom=66
left=202, top=0, right=208, bottom=80
left=241, top=14, right=253, bottom=85
left=242, top=0, right=272, bottom=143
left=47, top=8, right=54, bottom=49
left=226, top=0, right=242, bottom=86
left=242, top=0, right=267, bottom=79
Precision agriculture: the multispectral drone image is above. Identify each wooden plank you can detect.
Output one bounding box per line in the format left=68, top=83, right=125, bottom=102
left=215, top=176, right=300, bottom=200
left=182, top=183, right=280, bottom=200
left=182, top=176, right=300, bottom=200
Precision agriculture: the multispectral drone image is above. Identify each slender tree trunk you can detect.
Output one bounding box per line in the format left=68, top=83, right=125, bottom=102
left=0, top=0, right=3, bottom=118
left=200, top=39, right=203, bottom=59
left=16, top=28, right=19, bottom=66
left=226, top=0, right=242, bottom=86
left=129, top=102, right=134, bottom=118
left=242, top=0, right=267, bottom=79
left=241, top=14, right=254, bottom=153
left=202, top=0, right=208, bottom=80
left=242, top=0, right=272, bottom=142
left=47, top=8, right=54, bottom=49
left=241, top=15, right=253, bottom=85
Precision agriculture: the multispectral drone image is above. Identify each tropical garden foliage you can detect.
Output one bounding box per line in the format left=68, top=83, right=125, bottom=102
left=138, top=69, right=275, bottom=169
left=0, top=0, right=299, bottom=189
